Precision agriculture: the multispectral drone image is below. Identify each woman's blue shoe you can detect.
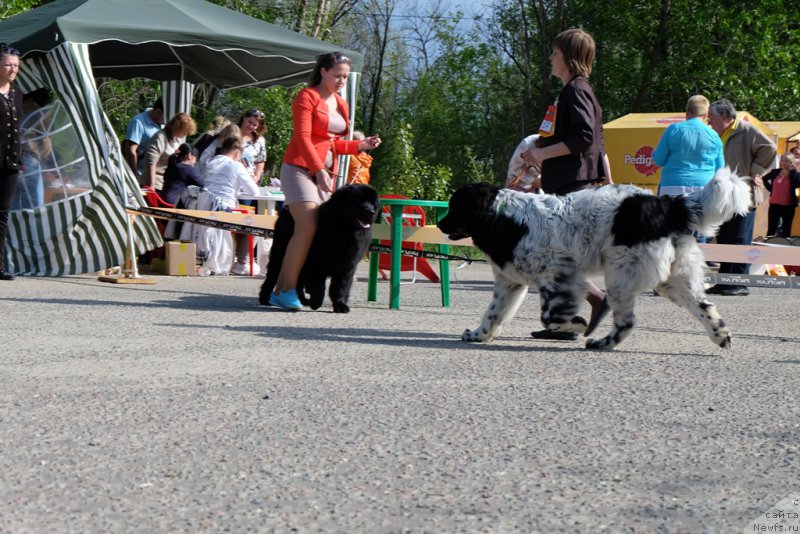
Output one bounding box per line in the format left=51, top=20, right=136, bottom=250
left=269, top=289, right=302, bottom=310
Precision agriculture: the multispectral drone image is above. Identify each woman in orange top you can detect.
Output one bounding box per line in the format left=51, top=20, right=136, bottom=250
left=270, top=51, right=381, bottom=310
left=345, top=131, right=374, bottom=185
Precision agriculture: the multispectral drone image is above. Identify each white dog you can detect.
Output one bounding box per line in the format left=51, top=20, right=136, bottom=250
left=438, top=169, right=751, bottom=350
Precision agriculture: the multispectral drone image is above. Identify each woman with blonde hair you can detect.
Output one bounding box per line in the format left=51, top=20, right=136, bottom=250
left=197, top=122, right=240, bottom=176
left=193, top=115, right=230, bottom=155
left=142, top=112, right=197, bottom=190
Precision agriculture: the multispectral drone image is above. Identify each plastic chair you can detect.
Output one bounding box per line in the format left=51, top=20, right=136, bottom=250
left=143, top=186, right=175, bottom=209
left=142, top=187, right=175, bottom=260
left=377, top=194, right=440, bottom=283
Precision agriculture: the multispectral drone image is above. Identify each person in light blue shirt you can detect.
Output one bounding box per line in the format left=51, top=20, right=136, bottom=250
left=653, top=94, right=724, bottom=197
left=122, top=97, right=163, bottom=180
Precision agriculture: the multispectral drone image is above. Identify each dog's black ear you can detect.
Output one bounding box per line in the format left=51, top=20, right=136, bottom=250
left=374, top=200, right=382, bottom=223
left=453, top=182, right=499, bottom=219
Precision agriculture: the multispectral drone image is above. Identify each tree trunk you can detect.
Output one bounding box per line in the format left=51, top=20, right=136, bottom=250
left=366, top=5, right=392, bottom=135
left=294, top=0, right=308, bottom=33
left=311, top=0, right=330, bottom=38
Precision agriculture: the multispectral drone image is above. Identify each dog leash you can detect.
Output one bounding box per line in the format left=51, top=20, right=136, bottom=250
left=507, top=164, right=538, bottom=189
left=127, top=205, right=275, bottom=238
left=367, top=243, right=485, bottom=263
left=130, top=205, right=486, bottom=264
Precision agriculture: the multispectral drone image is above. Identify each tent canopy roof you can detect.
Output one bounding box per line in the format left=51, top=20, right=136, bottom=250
left=0, top=0, right=363, bottom=89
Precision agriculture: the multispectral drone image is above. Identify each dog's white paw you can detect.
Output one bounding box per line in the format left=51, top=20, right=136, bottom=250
left=461, top=328, right=488, bottom=342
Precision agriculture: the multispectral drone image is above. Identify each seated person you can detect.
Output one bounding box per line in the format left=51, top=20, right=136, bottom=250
left=193, top=115, right=230, bottom=156
left=142, top=112, right=197, bottom=191
left=14, top=137, right=50, bottom=210
left=197, top=123, right=241, bottom=176
left=203, top=136, right=259, bottom=274
left=161, top=143, right=203, bottom=206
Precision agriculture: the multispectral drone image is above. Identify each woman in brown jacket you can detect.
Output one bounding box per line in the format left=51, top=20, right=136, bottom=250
left=522, top=28, right=612, bottom=339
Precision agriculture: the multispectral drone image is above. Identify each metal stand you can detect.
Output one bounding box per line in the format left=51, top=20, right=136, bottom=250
left=98, top=213, right=156, bottom=285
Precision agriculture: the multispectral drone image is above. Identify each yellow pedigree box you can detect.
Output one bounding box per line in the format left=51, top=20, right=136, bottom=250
left=165, top=241, right=196, bottom=276
left=604, top=111, right=790, bottom=192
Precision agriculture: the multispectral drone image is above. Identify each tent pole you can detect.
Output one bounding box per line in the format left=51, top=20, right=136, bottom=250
left=122, top=213, right=140, bottom=278
left=337, top=72, right=361, bottom=189
left=98, top=124, right=154, bottom=284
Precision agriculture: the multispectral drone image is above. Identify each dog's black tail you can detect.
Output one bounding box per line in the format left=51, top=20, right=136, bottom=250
left=685, top=167, right=752, bottom=237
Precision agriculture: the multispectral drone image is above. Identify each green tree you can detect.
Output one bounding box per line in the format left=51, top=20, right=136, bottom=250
left=373, top=121, right=451, bottom=200
left=1, top=0, right=44, bottom=19
left=400, top=39, right=520, bottom=188
left=7, top=0, right=800, bottom=201
left=572, top=0, right=800, bottom=119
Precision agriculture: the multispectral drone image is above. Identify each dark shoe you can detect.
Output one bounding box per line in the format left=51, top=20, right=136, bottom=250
left=531, top=329, right=579, bottom=341
left=718, top=286, right=749, bottom=296
left=705, top=284, right=724, bottom=294
left=0, top=270, right=15, bottom=281
left=585, top=295, right=610, bottom=337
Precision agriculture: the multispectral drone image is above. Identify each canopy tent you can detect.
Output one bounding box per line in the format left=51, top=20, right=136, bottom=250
left=3, top=0, right=364, bottom=89
left=0, top=0, right=363, bottom=276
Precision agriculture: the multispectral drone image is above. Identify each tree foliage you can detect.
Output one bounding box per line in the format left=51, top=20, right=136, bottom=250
left=4, top=0, right=800, bottom=198
left=0, top=0, right=42, bottom=19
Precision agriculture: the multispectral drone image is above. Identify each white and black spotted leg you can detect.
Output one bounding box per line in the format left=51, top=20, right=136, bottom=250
left=586, top=245, right=666, bottom=350
left=654, top=282, right=732, bottom=349
left=655, top=239, right=732, bottom=349
left=585, top=291, right=637, bottom=351
left=538, top=280, right=588, bottom=334
left=462, top=278, right=528, bottom=342
left=698, top=300, right=732, bottom=349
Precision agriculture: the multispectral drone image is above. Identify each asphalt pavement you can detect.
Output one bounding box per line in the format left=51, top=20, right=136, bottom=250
left=1, top=261, right=798, bottom=533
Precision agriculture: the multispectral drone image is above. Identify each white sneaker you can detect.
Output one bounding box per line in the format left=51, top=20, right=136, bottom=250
left=230, top=261, right=260, bottom=276
left=230, top=262, right=247, bottom=275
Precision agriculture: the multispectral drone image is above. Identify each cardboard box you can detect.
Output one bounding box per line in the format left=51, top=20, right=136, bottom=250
left=165, top=241, right=196, bottom=276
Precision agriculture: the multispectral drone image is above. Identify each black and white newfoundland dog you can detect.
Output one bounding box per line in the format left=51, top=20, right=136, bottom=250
left=438, top=169, right=751, bottom=350
left=259, top=184, right=380, bottom=313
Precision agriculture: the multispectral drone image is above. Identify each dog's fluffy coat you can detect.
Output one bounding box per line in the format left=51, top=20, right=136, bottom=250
left=437, top=169, right=751, bottom=350
left=259, top=184, right=380, bottom=313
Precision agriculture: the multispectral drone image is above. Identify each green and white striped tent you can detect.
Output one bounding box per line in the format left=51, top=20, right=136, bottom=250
left=1, top=0, right=363, bottom=276
left=10, top=43, right=162, bottom=275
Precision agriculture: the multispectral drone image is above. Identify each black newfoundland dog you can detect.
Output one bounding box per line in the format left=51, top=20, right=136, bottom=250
left=438, top=169, right=751, bottom=350
left=259, top=184, right=380, bottom=313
